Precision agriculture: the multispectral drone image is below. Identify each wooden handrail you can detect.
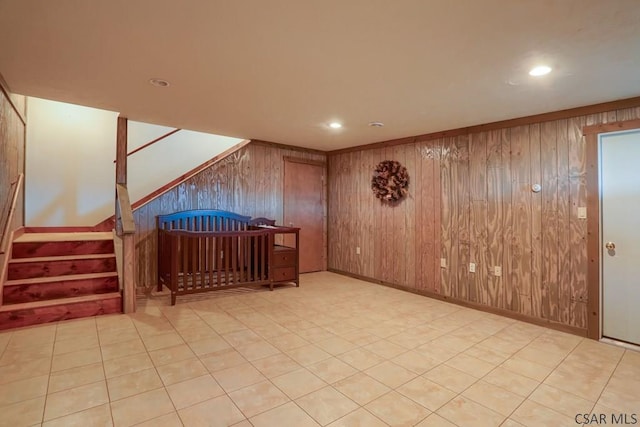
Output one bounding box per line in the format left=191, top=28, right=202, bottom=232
left=1, top=173, right=23, bottom=305
left=0, top=173, right=23, bottom=254
left=116, top=184, right=135, bottom=235
left=113, top=128, right=181, bottom=163
left=0, top=183, right=16, bottom=253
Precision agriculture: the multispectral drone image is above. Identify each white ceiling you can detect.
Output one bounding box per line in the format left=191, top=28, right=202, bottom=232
left=1, top=0, right=639, bottom=151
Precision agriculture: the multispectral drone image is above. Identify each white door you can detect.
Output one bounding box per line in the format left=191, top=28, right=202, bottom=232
left=601, top=129, right=640, bottom=346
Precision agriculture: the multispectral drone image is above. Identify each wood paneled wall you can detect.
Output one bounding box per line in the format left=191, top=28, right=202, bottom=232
left=0, top=81, right=26, bottom=235
left=328, top=106, right=640, bottom=333
left=133, top=142, right=326, bottom=290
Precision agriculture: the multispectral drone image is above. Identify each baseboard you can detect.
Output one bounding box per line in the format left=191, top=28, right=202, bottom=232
left=329, top=268, right=588, bottom=338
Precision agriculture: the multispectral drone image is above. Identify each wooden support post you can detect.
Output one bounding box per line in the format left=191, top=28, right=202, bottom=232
left=116, top=117, right=128, bottom=185
left=122, top=234, right=136, bottom=313
left=115, top=115, right=136, bottom=313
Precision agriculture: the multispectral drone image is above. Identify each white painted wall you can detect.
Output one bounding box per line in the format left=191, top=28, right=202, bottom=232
left=26, top=98, right=117, bottom=226
left=26, top=98, right=244, bottom=227
left=127, top=122, right=242, bottom=204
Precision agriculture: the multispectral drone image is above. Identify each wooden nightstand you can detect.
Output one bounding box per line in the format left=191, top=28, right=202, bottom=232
left=272, top=245, right=298, bottom=284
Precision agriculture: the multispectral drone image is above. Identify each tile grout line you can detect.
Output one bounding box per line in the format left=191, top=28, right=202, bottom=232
left=42, top=318, right=104, bottom=425
left=152, top=307, right=197, bottom=426
left=497, top=336, right=586, bottom=425
left=586, top=347, right=627, bottom=416
left=39, top=321, right=60, bottom=425
left=6, top=274, right=637, bottom=426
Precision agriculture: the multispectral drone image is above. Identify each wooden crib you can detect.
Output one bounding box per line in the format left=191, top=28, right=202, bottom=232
left=157, top=209, right=299, bottom=305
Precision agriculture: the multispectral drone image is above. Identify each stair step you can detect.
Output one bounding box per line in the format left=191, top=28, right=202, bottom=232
left=12, top=237, right=115, bottom=259
left=8, top=254, right=117, bottom=280
left=13, top=232, right=113, bottom=242
left=3, top=272, right=119, bottom=304
left=9, top=253, right=116, bottom=263
left=0, top=292, right=122, bottom=330
left=2, top=231, right=121, bottom=330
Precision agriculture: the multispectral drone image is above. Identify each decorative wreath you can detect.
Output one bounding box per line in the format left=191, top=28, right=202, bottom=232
left=371, top=160, right=409, bottom=203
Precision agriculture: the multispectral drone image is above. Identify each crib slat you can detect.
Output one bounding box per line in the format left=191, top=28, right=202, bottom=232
left=211, top=235, right=216, bottom=286
left=198, top=235, right=204, bottom=288
left=254, top=235, right=259, bottom=282
left=261, top=234, right=267, bottom=281
left=224, top=237, right=231, bottom=285
left=170, top=235, right=179, bottom=305
left=238, top=236, right=242, bottom=282
left=219, top=236, right=223, bottom=285
left=231, top=235, right=237, bottom=285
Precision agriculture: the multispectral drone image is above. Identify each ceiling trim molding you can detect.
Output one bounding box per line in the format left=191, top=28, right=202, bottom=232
left=250, top=139, right=326, bottom=155
left=328, top=95, right=640, bottom=156
left=582, top=118, right=640, bottom=135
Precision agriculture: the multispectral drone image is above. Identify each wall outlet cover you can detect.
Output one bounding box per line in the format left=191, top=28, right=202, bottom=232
left=578, top=207, right=587, bottom=219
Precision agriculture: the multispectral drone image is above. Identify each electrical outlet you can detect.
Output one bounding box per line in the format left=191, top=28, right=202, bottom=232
left=578, top=207, right=587, bottom=219
left=494, top=266, right=502, bottom=276
left=469, top=263, right=476, bottom=273
left=220, top=251, right=224, bottom=259
left=440, top=258, right=447, bottom=268
left=356, top=246, right=361, bottom=255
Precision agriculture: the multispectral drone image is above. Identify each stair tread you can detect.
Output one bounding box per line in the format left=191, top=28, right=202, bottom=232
left=9, top=253, right=116, bottom=264
left=0, top=292, right=121, bottom=312
left=5, top=271, right=118, bottom=286
left=13, top=232, right=113, bottom=243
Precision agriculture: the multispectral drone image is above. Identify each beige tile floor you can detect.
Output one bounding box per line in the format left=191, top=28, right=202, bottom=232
left=0, top=271, right=638, bottom=427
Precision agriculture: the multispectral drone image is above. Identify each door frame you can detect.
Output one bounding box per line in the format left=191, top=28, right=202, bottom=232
left=584, top=118, right=640, bottom=340
left=282, top=156, right=328, bottom=271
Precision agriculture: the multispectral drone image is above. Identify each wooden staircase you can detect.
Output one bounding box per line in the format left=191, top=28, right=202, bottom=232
left=0, top=231, right=122, bottom=330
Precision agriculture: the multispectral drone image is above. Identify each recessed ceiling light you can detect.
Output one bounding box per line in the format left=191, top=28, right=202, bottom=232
left=369, top=121, right=384, bottom=127
left=149, top=78, right=170, bottom=87
left=329, top=122, right=342, bottom=129
left=529, top=65, right=552, bottom=77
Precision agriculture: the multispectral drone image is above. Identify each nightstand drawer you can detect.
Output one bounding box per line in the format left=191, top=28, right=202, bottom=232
left=273, top=250, right=296, bottom=267
left=273, top=267, right=296, bottom=281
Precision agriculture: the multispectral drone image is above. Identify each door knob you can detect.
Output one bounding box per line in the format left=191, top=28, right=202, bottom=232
left=605, top=242, right=616, bottom=250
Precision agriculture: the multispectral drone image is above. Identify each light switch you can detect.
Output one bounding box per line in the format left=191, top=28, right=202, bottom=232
left=578, top=207, right=587, bottom=219
left=440, top=258, right=447, bottom=268
left=494, top=266, right=502, bottom=276
left=356, top=247, right=361, bottom=255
